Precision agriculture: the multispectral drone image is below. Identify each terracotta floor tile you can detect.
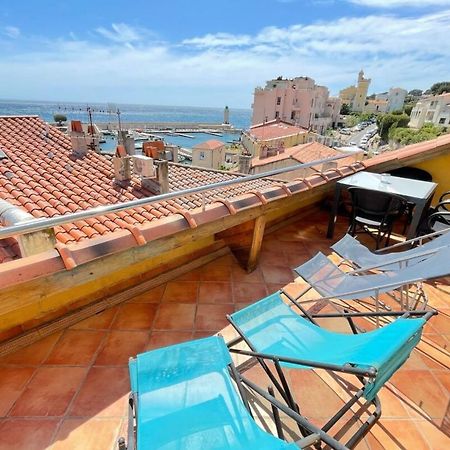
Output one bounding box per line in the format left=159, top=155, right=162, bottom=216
left=70, top=307, right=118, bottom=330
left=111, top=303, right=158, bottom=330
left=0, top=367, right=35, bottom=416
left=214, top=254, right=238, bottom=266
left=173, top=267, right=203, bottom=281
left=199, top=263, right=232, bottom=282
left=146, top=331, right=193, bottom=350
left=195, top=304, right=235, bottom=332
left=50, top=417, right=120, bottom=450
left=45, top=330, right=105, bottom=366
left=0, top=333, right=62, bottom=366
left=127, top=285, right=166, bottom=303
left=198, top=282, right=233, bottom=304
left=414, top=419, right=450, bottom=449
left=232, top=282, right=267, bottom=303
left=259, top=250, right=288, bottom=266
left=370, top=419, right=429, bottom=449
left=266, top=283, right=287, bottom=294
left=161, top=281, right=198, bottom=303
left=94, top=331, right=149, bottom=365
left=231, top=266, right=265, bottom=283
left=0, top=418, right=60, bottom=450
left=288, top=370, right=346, bottom=419
left=69, top=367, right=129, bottom=417
left=153, top=303, right=196, bottom=330
left=260, top=265, right=294, bottom=284
left=10, top=367, right=87, bottom=417
left=390, top=369, right=449, bottom=419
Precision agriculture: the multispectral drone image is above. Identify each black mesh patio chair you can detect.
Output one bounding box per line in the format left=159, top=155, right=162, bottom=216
left=386, top=168, right=433, bottom=234
left=347, top=187, right=407, bottom=249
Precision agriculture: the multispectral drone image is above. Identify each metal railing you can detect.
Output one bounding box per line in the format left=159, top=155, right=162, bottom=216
left=0, top=154, right=356, bottom=240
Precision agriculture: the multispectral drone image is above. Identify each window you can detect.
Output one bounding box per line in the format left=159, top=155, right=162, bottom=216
left=199, top=151, right=205, bottom=160
left=275, top=111, right=279, bottom=118
left=276, top=97, right=281, bottom=105
left=439, top=118, right=446, bottom=124
left=291, top=111, right=295, bottom=120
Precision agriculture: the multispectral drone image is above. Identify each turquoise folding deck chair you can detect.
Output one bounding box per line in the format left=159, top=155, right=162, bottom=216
left=227, top=292, right=435, bottom=449
left=119, top=335, right=348, bottom=450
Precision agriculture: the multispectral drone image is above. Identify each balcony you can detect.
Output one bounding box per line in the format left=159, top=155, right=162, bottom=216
left=0, top=208, right=448, bottom=449
left=0, top=130, right=449, bottom=449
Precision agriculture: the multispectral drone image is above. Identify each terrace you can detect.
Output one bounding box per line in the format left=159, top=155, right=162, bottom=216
left=0, top=117, right=449, bottom=449
left=0, top=209, right=449, bottom=450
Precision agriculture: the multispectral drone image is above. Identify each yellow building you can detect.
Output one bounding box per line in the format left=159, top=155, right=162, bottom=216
left=339, top=70, right=371, bottom=113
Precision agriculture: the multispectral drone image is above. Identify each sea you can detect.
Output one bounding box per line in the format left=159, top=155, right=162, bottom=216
left=0, top=99, right=251, bottom=151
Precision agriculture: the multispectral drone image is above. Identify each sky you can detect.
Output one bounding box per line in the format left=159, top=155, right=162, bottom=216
left=0, top=0, right=449, bottom=108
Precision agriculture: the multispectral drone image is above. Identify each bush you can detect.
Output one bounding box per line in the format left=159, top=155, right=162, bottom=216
left=389, top=123, right=448, bottom=145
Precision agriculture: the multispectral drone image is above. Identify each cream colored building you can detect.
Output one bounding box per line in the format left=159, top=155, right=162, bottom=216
left=191, top=140, right=226, bottom=169
left=339, top=70, right=371, bottom=113
left=241, top=120, right=309, bottom=158
left=247, top=141, right=360, bottom=181
left=409, top=93, right=450, bottom=128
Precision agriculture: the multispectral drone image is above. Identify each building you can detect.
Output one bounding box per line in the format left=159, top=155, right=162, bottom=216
left=339, top=70, right=371, bottom=113
left=246, top=141, right=360, bottom=180
left=192, top=140, right=227, bottom=170
left=251, top=76, right=341, bottom=134
left=364, top=98, right=389, bottom=114
left=409, top=93, right=450, bottom=128
left=376, top=88, right=407, bottom=113
left=241, top=119, right=308, bottom=158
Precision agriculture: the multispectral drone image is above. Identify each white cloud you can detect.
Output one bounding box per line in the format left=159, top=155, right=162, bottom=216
left=96, top=23, right=144, bottom=43
left=3, top=26, right=20, bottom=38
left=182, top=33, right=252, bottom=48
left=1, top=10, right=450, bottom=107
left=348, top=0, right=450, bottom=7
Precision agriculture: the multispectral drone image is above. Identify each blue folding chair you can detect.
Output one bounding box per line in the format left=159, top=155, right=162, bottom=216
left=119, top=335, right=348, bottom=450
left=227, top=292, right=435, bottom=448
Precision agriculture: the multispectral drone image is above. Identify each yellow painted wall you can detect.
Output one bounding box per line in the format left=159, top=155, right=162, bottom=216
left=414, top=152, right=450, bottom=204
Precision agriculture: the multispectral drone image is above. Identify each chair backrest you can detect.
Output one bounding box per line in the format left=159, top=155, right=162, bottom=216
left=130, top=336, right=299, bottom=450
left=387, top=167, right=432, bottom=182
left=348, top=187, right=406, bottom=224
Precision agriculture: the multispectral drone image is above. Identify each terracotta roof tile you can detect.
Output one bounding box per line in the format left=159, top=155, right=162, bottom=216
left=0, top=116, right=282, bottom=262
left=248, top=120, right=308, bottom=141
left=192, top=140, right=225, bottom=150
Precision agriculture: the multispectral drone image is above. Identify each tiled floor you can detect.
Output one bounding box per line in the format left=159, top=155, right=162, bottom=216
left=0, top=210, right=448, bottom=449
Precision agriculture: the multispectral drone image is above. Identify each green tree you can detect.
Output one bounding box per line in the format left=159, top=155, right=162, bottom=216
left=377, top=113, right=410, bottom=142
left=340, top=103, right=351, bottom=115
left=53, top=113, right=67, bottom=125
left=404, top=104, right=413, bottom=116
left=408, top=89, right=423, bottom=97
left=430, top=81, right=450, bottom=95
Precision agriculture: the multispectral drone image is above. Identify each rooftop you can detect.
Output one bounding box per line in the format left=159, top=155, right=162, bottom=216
left=248, top=120, right=308, bottom=141
left=0, top=209, right=448, bottom=449
left=192, top=139, right=225, bottom=150
left=0, top=116, right=277, bottom=261
left=251, top=141, right=358, bottom=169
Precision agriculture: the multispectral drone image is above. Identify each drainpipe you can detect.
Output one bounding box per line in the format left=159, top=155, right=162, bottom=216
left=0, top=200, right=56, bottom=257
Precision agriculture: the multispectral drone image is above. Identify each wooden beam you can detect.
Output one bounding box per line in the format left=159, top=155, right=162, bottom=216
left=247, top=215, right=266, bottom=273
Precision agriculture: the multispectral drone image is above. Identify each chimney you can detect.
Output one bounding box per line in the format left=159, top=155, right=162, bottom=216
left=164, top=144, right=179, bottom=163
left=70, top=120, right=89, bottom=156
left=0, top=200, right=56, bottom=257
left=141, top=160, right=169, bottom=194
left=238, top=154, right=252, bottom=174
left=112, top=146, right=132, bottom=182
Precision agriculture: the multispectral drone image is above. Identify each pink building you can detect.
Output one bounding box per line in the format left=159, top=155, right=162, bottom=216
left=251, top=76, right=341, bottom=134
